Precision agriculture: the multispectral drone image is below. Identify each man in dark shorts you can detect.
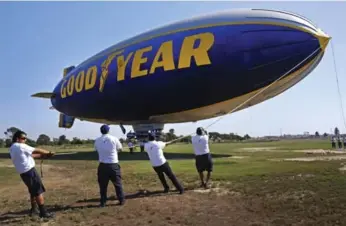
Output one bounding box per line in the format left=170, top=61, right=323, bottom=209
left=9, top=130, right=55, bottom=218
left=338, top=136, right=343, bottom=149
left=331, top=136, right=336, bottom=149
left=191, top=127, right=213, bottom=189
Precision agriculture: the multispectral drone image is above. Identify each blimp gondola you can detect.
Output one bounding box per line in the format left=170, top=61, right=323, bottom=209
left=32, top=8, right=330, bottom=138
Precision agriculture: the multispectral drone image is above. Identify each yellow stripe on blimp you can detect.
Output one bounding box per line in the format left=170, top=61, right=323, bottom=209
left=79, top=51, right=324, bottom=125
left=148, top=51, right=323, bottom=123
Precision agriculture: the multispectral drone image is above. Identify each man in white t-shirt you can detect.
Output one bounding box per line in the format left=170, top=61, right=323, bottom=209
left=94, top=124, right=125, bottom=207
left=191, top=127, right=213, bottom=189
left=139, top=141, right=145, bottom=152
left=144, top=132, right=184, bottom=194
left=338, top=136, right=343, bottom=149
left=128, top=141, right=134, bottom=154
left=331, top=136, right=336, bottom=149
left=9, top=130, right=55, bottom=218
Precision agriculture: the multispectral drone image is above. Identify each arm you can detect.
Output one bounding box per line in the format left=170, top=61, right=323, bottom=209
left=22, top=144, right=54, bottom=159
left=158, top=141, right=166, bottom=149
left=33, top=148, right=54, bottom=158
left=115, top=138, right=123, bottom=152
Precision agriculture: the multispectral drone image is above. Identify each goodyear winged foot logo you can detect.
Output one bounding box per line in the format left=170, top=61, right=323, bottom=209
left=99, top=50, right=124, bottom=92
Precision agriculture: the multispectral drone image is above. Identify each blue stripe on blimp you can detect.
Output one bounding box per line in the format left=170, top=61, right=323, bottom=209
left=52, top=23, right=320, bottom=122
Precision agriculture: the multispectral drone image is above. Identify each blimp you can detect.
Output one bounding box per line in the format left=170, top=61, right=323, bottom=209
left=32, top=8, right=330, bottom=139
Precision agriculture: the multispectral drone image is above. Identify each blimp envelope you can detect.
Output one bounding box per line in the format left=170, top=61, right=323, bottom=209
left=32, top=8, right=330, bottom=129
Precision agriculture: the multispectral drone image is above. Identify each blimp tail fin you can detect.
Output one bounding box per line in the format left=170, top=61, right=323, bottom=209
left=58, top=113, right=75, bottom=129
left=63, top=65, right=75, bottom=77
left=31, top=92, right=55, bottom=99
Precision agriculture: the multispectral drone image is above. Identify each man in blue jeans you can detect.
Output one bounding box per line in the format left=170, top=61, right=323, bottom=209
left=94, top=125, right=125, bottom=207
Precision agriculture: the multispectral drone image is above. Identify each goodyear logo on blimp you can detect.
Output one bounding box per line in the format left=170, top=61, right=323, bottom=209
left=60, top=32, right=215, bottom=98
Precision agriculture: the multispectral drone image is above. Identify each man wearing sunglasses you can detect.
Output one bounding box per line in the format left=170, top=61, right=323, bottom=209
left=9, top=130, right=55, bottom=218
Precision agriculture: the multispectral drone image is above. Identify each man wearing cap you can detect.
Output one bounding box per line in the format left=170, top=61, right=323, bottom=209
left=94, top=125, right=125, bottom=207
left=9, top=130, right=55, bottom=218
left=191, top=127, right=213, bottom=189
left=144, top=132, right=184, bottom=194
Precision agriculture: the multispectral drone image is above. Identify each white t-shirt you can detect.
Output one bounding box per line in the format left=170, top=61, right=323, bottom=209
left=191, top=135, right=210, bottom=156
left=94, top=134, right=123, bottom=164
left=144, top=141, right=167, bottom=167
left=128, top=142, right=134, bottom=148
left=9, top=143, right=36, bottom=174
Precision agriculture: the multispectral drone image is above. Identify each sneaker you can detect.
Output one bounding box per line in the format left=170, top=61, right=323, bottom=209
left=163, top=188, right=169, bottom=193
left=119, top=200, right=125, bottom=206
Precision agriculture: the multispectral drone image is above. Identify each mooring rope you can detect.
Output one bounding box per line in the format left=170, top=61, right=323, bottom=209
left=166, top=39, right=330, bottom=144
left=330, top=40, right=346, bottom=131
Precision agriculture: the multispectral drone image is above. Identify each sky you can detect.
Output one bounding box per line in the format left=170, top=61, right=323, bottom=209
left=1, top=1, right=346, bottom=140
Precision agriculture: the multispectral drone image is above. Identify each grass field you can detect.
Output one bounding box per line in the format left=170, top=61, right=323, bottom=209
left=1, top=139, right=346, bottom=225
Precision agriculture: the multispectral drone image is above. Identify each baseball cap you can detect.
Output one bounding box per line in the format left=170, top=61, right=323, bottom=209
left=100, top=124, right=110, bottom=134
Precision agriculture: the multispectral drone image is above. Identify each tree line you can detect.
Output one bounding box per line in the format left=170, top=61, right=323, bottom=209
left=0, top=127, right=252, bottom=148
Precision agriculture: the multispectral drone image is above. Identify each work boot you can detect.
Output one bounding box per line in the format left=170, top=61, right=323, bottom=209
left=39, top=211, right=55, bottom=219
left=29, top=207, right=39, bottom=216
left=99, top=194, right=108, bottom=207
left=38, top=204, right=54, bottom=219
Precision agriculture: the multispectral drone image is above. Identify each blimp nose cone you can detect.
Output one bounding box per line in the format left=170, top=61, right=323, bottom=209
left=316, top=28, right=331, bottom=51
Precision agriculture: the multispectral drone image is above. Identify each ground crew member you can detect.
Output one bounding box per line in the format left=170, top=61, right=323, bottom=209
left=331, top=136, right=336, bottom=149
left=338, top=136, right=343, bottom=149
left=128, top=140, right=134, bottom=154
left=191, top=127, right=213, bottom=189
left=94, top=125, right=125, bottom=207
left=9, top=130, right=55, bottom=218
left=144, top=131, right=184, bottom=194
left=140, top=140, right=145, bottom=152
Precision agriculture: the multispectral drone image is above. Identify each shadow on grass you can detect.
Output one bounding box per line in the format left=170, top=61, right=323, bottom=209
left=0, top=188, right=197, bottom=224
left=0, top=151, right=231, bottom=161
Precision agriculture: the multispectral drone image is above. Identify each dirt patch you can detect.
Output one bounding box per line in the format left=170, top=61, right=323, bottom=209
left=289, top=174, right=315, bottom=180
left=339, top=166, right=346, bottom=171
left=228, top=156, right=248, bottom=159
left=293, top=149, right=346, bottom=155
left=193, top=187, right=242, bottom=197
left=241, top=147, right=277, bottom=152
left=273, top=155, right=346, bottom=162
left=0, top=163, right=14, bottom=168
left=267, top=190, right=316, bottom=202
